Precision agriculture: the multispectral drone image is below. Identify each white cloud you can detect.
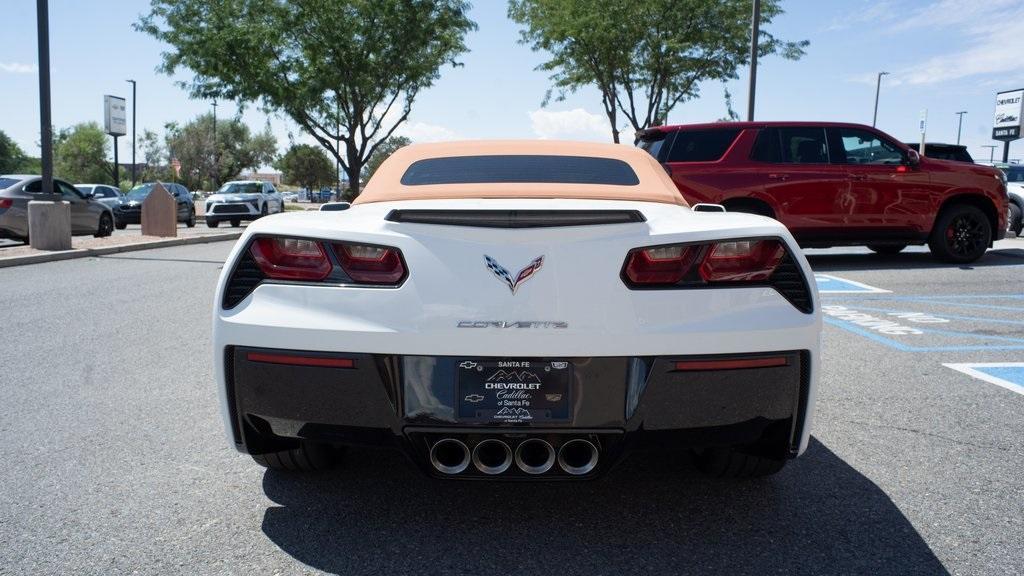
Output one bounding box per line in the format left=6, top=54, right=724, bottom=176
left=528, top=107, right=609, bottom=140
left=396, top=120, right=459, bottom=142
left=0, top=62, right=36, bottom=74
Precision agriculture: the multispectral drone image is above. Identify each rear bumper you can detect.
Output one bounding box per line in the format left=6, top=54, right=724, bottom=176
left=223, top=346, right=813, bottom=479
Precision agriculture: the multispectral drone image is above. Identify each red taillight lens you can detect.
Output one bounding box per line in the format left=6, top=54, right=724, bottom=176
left=698, top=240, right=784, bottom=282
left=249, top=237, right=332, bottom=281
left=0, top=199, right=12, bottom=209
left=334, top=243, right=405, bottom=285
left=624, top=245, right=699, bottom=285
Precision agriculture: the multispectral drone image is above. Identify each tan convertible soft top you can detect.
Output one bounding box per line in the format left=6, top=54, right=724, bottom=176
left=353, top=140, right=687, bottom=206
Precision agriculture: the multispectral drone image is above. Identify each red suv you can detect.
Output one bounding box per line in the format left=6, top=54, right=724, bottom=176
left=638, top=122, right=1008, bottom=262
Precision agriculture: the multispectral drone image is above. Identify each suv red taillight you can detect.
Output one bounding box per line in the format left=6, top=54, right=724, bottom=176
left=250, top=237, right=332, bottom=281
left=334, top=243, right=406, bottom=284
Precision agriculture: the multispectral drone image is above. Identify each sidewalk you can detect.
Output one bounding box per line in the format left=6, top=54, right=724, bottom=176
left=0, top=223, right=244, bottom=268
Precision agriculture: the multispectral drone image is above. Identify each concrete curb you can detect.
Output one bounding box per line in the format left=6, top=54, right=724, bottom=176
left=0, top=232, right=242, bottom=269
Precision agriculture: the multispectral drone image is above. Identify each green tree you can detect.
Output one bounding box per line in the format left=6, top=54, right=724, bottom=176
left=276, top=144, right=336, bottom=191
left=508, top=0, right=808, bottom=142
left=54, top=122, right=112, bottom=183
left=139, top=128, right=174, bottom=182
left=364, top=135, right=412, bottom=181
left=0, top=130, right=28, bottom=174
left=137, top=0, right=475, bottom=197
left=165, top=115, right=277, bottom=190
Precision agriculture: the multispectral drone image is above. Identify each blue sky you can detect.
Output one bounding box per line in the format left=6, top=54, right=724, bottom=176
left=3, top=0, right=1024, bottom=167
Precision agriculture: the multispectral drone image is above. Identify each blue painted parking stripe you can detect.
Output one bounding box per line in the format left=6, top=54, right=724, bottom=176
left=893, top=300, right=1024, bottom=312
left=814, top=274, right=890, bottom=294
left=822, top=294, right=1024, bottom=301
left=944, top=363, right=1024, bottom=396
left=824, top=317, right=1024, bottom=352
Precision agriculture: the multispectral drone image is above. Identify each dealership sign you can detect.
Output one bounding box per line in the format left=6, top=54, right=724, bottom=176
left=104, top=95, right=127, bottom=137
left=992, top=89, right=1024, bottom=141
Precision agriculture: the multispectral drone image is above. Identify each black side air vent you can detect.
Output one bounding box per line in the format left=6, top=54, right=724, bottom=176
left=222, top=248, right=265, bottom=309
left=769, top=252, right=813, bottom=314
left=384, top=209, right=646, bottom=228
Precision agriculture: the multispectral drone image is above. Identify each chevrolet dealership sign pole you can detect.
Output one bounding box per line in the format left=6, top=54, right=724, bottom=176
left=104, top=95, right=127, bottom=186
left=992, top=89, right=1024, bottom=163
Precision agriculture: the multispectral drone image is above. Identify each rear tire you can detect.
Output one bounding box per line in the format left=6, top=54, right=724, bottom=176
left=206, top=219, right=220, bottom=228
left=115, top=221, right=127, bottom=230
left=94, top=213, right=114, bottom=238
left=928, top=204, right=991, bottom=263
left=867, top=243, right=906, bottom=255
left=692, top=446, right=786, bottom=478
left=230, top=219, right=241, bottom=228
left=251, top=442, right=341, bottom=472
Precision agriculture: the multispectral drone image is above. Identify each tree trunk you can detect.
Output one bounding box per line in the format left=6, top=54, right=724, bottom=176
left=345, top=140, right=362, bottom=198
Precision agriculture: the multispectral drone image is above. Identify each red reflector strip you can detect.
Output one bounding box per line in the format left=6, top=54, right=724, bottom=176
left=246, top=353, right=354, bottom=369
left=673, top=357, right=788, bottom=371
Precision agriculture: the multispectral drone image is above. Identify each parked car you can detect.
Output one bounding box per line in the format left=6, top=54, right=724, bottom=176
left=637, top=122, right=1008, bottom=263
left=116, top=182, right=196, bottom=228
left=1002, top=165, right=1024, bottom=235
left=213, top=141, right=820, bottom=479
left=76, top=184, right=125, bottom=227
left=281, top=192, right=299, bottom=203
left=0, top=175, right=115, bottom=240
left=204, top=180, right=284, bottom=228
left=904, top=142, right=974, bottom=163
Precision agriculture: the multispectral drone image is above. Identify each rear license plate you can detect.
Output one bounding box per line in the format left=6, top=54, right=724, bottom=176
left=457, top=359, right=572, bottom=423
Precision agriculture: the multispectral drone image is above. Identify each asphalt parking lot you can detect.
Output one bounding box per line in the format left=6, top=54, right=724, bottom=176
left=1, top=239, right=1022, bottom=575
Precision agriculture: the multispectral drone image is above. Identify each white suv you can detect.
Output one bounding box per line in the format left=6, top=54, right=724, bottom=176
left=205, top=181, right=284, bottom=228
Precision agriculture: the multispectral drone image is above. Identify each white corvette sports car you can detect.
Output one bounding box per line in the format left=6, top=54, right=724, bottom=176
left=213, top=141, right=820, bottom=480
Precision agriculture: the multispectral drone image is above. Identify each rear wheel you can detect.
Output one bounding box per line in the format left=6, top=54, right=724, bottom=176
left=115, top=220, right=127, bottom=230
left=230, top=218, right=241, bottom=228
left=206, top=219, right=220, bottom=228
left=692, top=446, right=786, bottom=478
left=928, top=204, right=991, bottom=263
left=94, top=212, right=114, bottom=238
left=867, top=243, right=906, bottom=255
left=251, top=441, right=341, bottom=472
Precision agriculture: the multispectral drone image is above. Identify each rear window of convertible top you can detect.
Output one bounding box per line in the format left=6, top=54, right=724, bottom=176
left=399, top=155, right=640, bottom=186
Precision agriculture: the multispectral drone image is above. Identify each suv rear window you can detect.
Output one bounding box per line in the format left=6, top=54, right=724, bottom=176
left=752, top=127, right=829, bottom=164
left=664, top=129, right=740, bottom=162
left=400, top=155, right=640, bottom=186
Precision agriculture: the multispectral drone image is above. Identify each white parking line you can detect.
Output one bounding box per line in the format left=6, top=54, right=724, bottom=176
left=814, top=274, right=892, bottom=294
left=944, top=362, right=1024, bottom=396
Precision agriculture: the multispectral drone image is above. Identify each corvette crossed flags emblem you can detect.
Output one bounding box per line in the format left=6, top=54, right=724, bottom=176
left=484, top=255, right=544, bottom=294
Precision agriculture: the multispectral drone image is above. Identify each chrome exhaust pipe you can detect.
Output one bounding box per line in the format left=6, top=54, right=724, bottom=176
left=471, top=439, right=513, bottom=475
left=429, top=438, right=470, bottom=475
left=514, top=438, right=556, bottom=475
left=557, top=439, right=599, bottom=476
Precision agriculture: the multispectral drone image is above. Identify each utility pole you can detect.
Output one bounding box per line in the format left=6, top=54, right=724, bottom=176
left=126, top=79, right=136, bottom=187
left=872, top=71, right=889, bottom=127
left=982, top=145, right=997, bottom=162
left=955, top=111, right=967, bottom=145
left=211, top=100, right=218, bottom=189
left=336, top=99, right=341, bottom=198
left=746, top=0, right=761, bottom=121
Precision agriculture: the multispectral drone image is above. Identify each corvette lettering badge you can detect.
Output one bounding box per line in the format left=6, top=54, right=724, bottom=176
left=484, top=255, right=544, bottom=294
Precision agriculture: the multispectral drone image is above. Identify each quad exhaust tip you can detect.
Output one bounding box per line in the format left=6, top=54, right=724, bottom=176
left=557, top=439, right=599, bottom=476
left=514, top=438, right=556, bottom=475
left=472, top=439, right=513, bottom=475
left=429, top=438, right=470, bottom=475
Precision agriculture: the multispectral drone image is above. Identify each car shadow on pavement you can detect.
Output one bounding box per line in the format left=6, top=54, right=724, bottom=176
left=807, top=247, right=1024, bottom=272
left=259, top=438, right=948, bottom=576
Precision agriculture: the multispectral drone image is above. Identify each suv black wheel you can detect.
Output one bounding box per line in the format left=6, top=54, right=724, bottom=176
left=1010, top=203, right=1023, bottom=235
left=251, top=442, right=341, bottom=472
left=867, top=243, right=906, bottom=255
left=186, top=209, right=196, bottom=228
left=207, top=219, right=220, bottom=228
left=928, top=204, right=991, bottom=263
left=94, top=212, right=114, bottom=238
left=230, top=218, right=241, bottom=227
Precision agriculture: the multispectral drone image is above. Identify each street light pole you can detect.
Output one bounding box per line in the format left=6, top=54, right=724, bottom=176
left=36, top=0, right=55, bottom=201
left=211, top=100, right=218, bottom=189
left=126, top=79, right=136, bottom=187
left=955, top=111, right=967, bottom=145
left=746, top=0, right=761, bottom=121
left=872, top=71, right=889, bottom=127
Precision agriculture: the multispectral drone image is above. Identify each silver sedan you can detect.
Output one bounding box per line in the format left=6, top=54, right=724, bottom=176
left=0, top=175, right=115, bottom=241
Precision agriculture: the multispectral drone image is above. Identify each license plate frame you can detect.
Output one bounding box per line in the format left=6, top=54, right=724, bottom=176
left=456, top=359, right=573, bottom=423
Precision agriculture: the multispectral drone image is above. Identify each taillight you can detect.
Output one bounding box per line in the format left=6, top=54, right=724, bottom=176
left=623, top=239, right=786, bottom=287
left=623, top=245, right=699, bottom=284
left=249, top=237, right=332, bottom=281
left=334, top=243, right=406, bottom=285
left=0, top=199, right=12, bottom=209
left=698, top=240, right=784, bottom=282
